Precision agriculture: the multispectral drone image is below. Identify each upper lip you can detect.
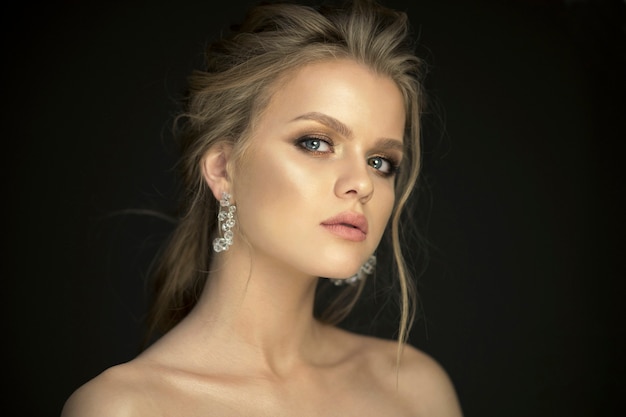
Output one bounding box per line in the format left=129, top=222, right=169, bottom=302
left=320, top=211, right=368, bottom=235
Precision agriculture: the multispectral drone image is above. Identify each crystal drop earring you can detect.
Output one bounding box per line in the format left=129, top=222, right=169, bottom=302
left=330, top=255, right=376, bottom=286
left=212, top=192, right=236, bottom=253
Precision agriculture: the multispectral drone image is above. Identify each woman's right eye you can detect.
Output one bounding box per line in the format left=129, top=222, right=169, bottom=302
left=296, top=136, right=333, bottom=153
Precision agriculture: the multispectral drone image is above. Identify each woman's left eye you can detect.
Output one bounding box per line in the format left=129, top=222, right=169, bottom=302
left=368, top=156, right=397, bottom=176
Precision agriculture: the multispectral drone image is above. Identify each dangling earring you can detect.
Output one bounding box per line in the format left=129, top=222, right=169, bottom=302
left=330, top=255, right=376, bottom=286
left=212, top=192, right=236, bottom=253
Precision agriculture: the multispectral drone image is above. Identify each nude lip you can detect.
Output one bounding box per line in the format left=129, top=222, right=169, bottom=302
left=320, top=212, right=368, bottom=242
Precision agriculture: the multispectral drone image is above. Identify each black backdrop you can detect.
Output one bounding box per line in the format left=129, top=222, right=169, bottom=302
left=3, top=0, right=624, bottom=415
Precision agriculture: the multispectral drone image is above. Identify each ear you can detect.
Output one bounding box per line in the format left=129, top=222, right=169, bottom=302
left=201, top=142, right=234, bottom=201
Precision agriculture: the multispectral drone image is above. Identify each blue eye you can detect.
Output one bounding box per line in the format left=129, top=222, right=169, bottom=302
left=297, top=136, right=333, bottom=153
left=368, top=156, right=398, bottom=176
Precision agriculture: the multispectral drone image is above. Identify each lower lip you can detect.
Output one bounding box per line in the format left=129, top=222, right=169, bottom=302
left=321, top=224, right=367, bottom=242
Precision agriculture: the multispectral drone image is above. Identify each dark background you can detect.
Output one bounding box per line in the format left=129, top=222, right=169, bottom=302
left=3, top=0, right=624, bottom=415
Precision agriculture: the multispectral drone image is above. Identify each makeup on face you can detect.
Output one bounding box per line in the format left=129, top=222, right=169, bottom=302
left=232, top=59, right=405, bottom=279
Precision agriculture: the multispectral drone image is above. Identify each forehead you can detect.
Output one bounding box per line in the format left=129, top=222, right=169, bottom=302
left=257, top=59, right=406, bottom=141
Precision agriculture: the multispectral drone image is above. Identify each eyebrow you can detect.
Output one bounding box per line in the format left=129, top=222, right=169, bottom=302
left=292, top=111, right=404, bottom=152
left=292, top=112, right=353, bottom=138
left=375, top=138, right=404, bottom=153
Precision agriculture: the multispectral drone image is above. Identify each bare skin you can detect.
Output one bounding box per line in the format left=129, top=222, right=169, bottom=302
left=62, top=59, right=463, bottom=417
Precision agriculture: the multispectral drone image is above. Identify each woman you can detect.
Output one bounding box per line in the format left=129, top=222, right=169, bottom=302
left=62, top=0, right=463, bottom=415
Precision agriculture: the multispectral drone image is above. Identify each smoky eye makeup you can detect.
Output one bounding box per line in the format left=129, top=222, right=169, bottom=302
left=369, top=139, right=404, bottom=177
left=291, top=128, right=403, bottom=177
left=294, top=134, right=335, bottom=155
left=367, top=153, right=401, bottom=177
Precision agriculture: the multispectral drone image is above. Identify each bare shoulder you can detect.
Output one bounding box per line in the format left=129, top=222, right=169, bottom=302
left=393, top=343, right=464, bottom=416
left=61, top=362, right=151, bottom=417
left=342, top=332, right=463, bottom=417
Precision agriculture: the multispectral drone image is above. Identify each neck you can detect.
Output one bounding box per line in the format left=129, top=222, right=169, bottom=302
left=184, top=244, right=325, bottom=373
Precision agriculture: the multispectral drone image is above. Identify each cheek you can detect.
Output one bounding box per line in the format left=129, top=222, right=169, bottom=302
left=373, top=185, right=396, bottom=233
left=241, top=156, right=311, bottom=201
left=234, top=152, right=326, bottom=230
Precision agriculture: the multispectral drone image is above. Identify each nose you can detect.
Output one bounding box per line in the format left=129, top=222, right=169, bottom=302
left=334, top=156, right=374, bottom=203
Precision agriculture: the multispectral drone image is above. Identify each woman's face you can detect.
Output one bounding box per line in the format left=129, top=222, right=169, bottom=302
left=233, top=59, right=406, bottom=279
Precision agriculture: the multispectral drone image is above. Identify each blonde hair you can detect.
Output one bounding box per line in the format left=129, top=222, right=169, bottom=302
left=144, top=0, right=427, bottom=351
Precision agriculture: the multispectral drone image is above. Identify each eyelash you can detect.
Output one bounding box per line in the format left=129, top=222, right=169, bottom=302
left=369, top=154, right=400, bottom=177
left=295, top=135, right=400, bottom=178
left=295, top=135, right=333, bottom=155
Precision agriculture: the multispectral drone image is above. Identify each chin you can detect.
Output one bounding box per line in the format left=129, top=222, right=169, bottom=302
left=314, top=263, right=363, bottom=280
